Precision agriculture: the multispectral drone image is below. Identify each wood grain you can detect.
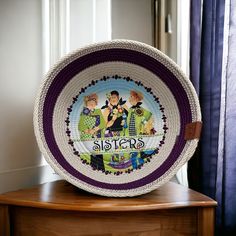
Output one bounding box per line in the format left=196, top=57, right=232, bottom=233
left=198, top=207, right=215, bottom=236
left=0, top=204, right=10, bottom=236
left=0, top=180, right=217, bottom=212
left=11, top=206, right=197, bottom=236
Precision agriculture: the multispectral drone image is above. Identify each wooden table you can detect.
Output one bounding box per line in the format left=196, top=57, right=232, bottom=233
left=0, top=180, right=217, bottom=236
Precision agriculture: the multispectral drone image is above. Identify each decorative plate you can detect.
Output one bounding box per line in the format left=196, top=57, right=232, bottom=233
left=34, top=40, right=201, bottom=197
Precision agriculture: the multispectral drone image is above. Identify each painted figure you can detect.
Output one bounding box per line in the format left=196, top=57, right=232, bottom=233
left=78, top=93, right=106, bottom=171
left=125, top=90, right=153, bottom=136
left=102, top=90, right=128, bottom=136
left=78, top=93, right=106, bottom=140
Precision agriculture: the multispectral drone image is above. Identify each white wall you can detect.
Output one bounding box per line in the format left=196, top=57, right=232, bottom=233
left=70, top=0, right=94, bottom=49
left=0, top=0, right=60, bottom=194
left=111, top=0, right=153, bottom=45
left=70, top=0, right=111, bottom=50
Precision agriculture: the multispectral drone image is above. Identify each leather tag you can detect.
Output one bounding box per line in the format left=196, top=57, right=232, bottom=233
left=184, top=121, right=202, bottom=140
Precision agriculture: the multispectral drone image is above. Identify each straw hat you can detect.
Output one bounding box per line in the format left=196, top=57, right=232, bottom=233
left=34, top=40, right=201, bottom=197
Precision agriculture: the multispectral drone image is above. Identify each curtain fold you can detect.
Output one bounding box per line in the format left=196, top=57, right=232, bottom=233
left=190, top=0, right=202, bottom=96
left=218, top=1, right=236, bottom=234
left=199, top=0, right=225, bottom=198
left=189, top=0, right=225, bottom=196
left=189, top=0, right=236, bottom=234
left=188, top=0, right=202, bottom=192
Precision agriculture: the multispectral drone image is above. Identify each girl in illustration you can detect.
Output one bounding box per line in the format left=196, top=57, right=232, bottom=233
left=102, top=90, right=128, bottom=137
left=78, top=93, right=106, bottom=172
left=78, top=93, right=106, bottom=140
left=125, top=90, right=154, bottom=136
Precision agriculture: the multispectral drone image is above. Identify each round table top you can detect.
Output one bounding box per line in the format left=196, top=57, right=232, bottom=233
left=0, top=180, right=217, bottom=212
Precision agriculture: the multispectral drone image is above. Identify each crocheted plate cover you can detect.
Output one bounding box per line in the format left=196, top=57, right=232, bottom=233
left=34, top=40, right=201, bottom=197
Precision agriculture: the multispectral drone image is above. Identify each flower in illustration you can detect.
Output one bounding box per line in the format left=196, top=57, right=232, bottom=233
left=118, top=108, right=123, bottom=113
left=113, top=108, right=118, bottom=115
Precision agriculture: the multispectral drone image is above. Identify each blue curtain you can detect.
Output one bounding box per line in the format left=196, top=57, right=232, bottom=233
left=218, top=2, right=236, bottom=234
left=189, top=0, right=236, bottom=234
